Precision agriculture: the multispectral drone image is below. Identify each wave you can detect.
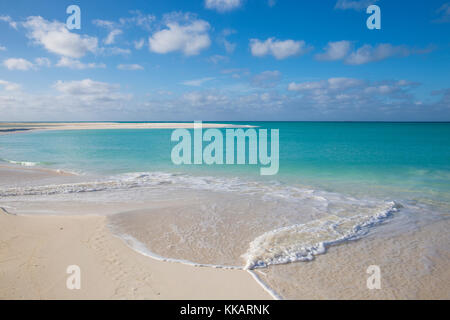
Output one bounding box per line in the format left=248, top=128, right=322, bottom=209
left=243, top=201, right=400, bottom=269
left=0, top=170, right=402, bottom=275
left=0, top=158, right=41, bottom=167
left=0, top=158, right=80, bottom=176
left=0, top=171, right=325, bottom=198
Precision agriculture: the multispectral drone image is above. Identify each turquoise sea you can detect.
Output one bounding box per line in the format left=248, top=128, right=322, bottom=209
left=0, top=122, right=449, bottom=297
left=1, top=122, right=449, bottom=202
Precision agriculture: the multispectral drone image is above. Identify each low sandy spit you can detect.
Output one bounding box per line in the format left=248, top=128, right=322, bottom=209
left=0, top=122, right=257, bottom=135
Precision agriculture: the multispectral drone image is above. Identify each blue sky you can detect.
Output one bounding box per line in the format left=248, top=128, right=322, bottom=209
left=0, top=0, right=449, bottom=121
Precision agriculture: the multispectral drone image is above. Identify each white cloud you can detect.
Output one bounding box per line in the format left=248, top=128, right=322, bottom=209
left=134, top=38, right=146, bottom=50
left=0, top=79, right=132, bottom=120
left=0, top=77, right=444, bottom=121
left=335, top=0, right=378, bottom=11
left=149, top=18, right=211, bottom=56
left=52, top=79, right=130, bottom=106
left=250, top=38, right=310, bottom=59
left=182, top=77, right=215, bottom=87
left=0, top=15, right=18, bottom=29
left=0, top=45, right=6, bottom=51
left=288, top=77, right=364, bottom=92
left=35, top=57, right=51, bottom=67
left=3, top=57, right=53, bottom=71
left=205, top=0, right=242, bottom=13
left=0, top=80, right=21, bottom=91
left=23, top=16, right=98, bottom=58
left=117, top=64, right=144, bottom=70
left=268, top=0, right=277, bottom=7
left=315, top=42, right=431, bottom=65
left=3, top=58, right=34, bottom=71
left=286, top=77, right=424, bottom=113
left=55, top=57, right=106, bottom=69
left=104, top=29, right=123, bottom=45
left=345, top=43, right=410, bottom=65
left=315, top=40, right=352, bottom=61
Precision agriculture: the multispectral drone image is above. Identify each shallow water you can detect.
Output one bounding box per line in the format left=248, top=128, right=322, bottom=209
left=0, top=122, right=449, bottom=298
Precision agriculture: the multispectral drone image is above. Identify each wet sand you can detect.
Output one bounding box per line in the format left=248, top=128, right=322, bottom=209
left=0, top=166, right=272, bottom=300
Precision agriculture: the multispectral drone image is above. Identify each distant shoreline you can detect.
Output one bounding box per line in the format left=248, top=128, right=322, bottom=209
left=0, top=122, right=257, bottom=135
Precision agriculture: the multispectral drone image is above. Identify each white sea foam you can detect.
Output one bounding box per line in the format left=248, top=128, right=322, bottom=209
left=0, top=158, right=40, bottom=167
left=0, top=170, right=402, bottom=276
left=0, top=171, right=324, bottom=198
left=109, top=228, right=243, bottom=270
left=243, top=201, right=400, bottom=269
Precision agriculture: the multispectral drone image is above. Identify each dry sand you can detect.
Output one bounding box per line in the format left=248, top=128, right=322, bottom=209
left=0, top=208, right=272, bottom=300
left=0, top=162, right=272, bottom=300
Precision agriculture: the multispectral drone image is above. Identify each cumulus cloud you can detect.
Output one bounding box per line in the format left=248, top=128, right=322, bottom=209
left=3, top=57, right=52, bottom=71
left=52, top=79, right=130, bottom=107
left=0, top=79, right=133, bottom=120
left=0, top=79, right=21, bottom=91
left=250, top=38, right=310, bottom=59
left=149, top=16, right=211, bottom=55
left=315, top=40, right=352, bottom=61
left=334, top=0, right=378, bottom=11
left=0, top=77, right=446, bottom=121
left=0, top=15, right=18, bottom=29
left=345, top=43, right=411, bottom=65
left=205, top=0, right=242, bottom=13
left=287, top=77, right=424, bottom=113
left=53, top=79, right=119, bottom=95
left=23, top=16, right=98, bottom=58
left=315, top=42, right=432, bottom=65
left=289, top=77, right=364, bottom=92
left=117, top=64, right=144, bottom=70
left=56, top=57, right=106, bottom=70
left=3, top=58, right=34, bottom=71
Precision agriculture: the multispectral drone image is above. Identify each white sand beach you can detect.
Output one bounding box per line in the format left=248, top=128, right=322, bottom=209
left=0, top=185, right=271, bottom=300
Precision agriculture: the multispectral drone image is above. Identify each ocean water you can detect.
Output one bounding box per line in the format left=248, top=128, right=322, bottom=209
left=0, top=122, right=449, bottom=298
